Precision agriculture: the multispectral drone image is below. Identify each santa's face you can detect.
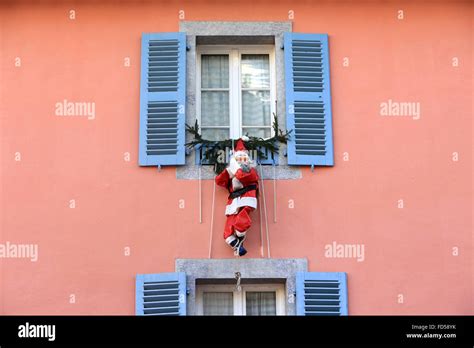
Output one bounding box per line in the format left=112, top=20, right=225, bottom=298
left=234, top=152, right=249, bottom=165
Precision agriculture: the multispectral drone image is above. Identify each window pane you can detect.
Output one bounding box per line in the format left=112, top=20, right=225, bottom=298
left=201, top=91, right=229, bottom=127
left=201, top=55, right=229, bottom=88
left=242, top=90, right=271, bottom=127
left=246, top=292, right=276, bottom=316
left=203, top=292, right=233, bottom=315
left=201, top=128, right=229, bottom=141
left=242, top=127, right=271, bottom=139
left=241, top=54, right=270, bottom=89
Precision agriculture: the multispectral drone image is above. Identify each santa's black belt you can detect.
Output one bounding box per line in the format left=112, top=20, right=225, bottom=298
left=228, top=184, right=257, bottom=199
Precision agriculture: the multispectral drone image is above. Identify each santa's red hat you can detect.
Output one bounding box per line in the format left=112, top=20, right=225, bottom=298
left=234, top=137, right=248, bottom=153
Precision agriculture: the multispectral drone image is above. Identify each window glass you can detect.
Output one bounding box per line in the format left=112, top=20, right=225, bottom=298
left=201, top=55, right=229, bottom=88
left=203, top=292, right=234, bottom=315
left=201, top=92, right=230, bottom=127
left=245, top=291, right=276, bottom=316
left=241, top=54, right=270, bottom=89
left=241, top=54, right=271, bottom=138
left=198, top=51, right=273, bottom=141
left=201, top=55, right=230, bottom=141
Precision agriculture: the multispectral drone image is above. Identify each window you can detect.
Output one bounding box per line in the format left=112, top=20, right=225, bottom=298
left=197, top=46, right=276, bottom=141
left=196, top=283, right=285, bottom=316
left=139, top=31, right=334, bottom=169
left=135, top=268, right=347, bottom=316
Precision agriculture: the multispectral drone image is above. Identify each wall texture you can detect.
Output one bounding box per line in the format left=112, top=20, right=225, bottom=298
left=0, top=0, right=472, bottom=315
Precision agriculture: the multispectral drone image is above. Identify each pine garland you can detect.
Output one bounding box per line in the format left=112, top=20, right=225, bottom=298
left=186, top=113, right=292, bottom=173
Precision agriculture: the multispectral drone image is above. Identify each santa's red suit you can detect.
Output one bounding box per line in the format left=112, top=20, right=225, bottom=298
left=215, top=139, right=259, bottom=248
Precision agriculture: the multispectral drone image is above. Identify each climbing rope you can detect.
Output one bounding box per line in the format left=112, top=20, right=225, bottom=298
left=259, top=163, right=271, bottom=258
left=208, top=180, right=216, bottom=259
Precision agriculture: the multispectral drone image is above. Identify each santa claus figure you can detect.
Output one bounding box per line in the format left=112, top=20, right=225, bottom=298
left=215, top=137, right=259, bottom=256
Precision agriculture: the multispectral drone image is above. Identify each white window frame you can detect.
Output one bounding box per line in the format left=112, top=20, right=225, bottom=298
left=195, top=283, right=285, bottom=316
left=196, top=45, right=276, bottom=140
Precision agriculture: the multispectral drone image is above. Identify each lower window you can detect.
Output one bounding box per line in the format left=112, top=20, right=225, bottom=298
left=196, top=283, right=285, bottom=316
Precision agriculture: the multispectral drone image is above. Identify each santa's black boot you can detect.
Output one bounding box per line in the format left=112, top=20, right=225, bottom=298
left=237, top=243, right=247, bottom=257
left=236, top=235, right=247, bottom=256
left=229, top=239, right=239, bottom=250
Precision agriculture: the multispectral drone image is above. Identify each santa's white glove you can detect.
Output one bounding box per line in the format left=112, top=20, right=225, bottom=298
left=232, top=177, right=244, bottom=190
left=227, top=157, right=241, bottom=177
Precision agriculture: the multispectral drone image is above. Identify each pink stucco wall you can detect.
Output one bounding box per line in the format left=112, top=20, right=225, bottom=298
left=0, top=0, right=472, bottom=315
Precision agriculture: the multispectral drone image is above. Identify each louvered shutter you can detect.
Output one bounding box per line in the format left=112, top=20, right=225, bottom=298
left=284, top=33, right=334, bottom=166
left=296, top=272, right=348, bottom=316
left=136, top=272, right=186, bottom=316
left=139, top=33, right=186, bottom=166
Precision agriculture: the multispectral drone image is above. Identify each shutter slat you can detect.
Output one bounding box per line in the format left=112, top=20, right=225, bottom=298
left=294, top=124, right=325, bottom=129
left=285, top=32, right=334, bottom=166
left=143, top=313, right=178, bottom=316
left=136, top=273, right=186, bottom=316
left=305, top=300, right=341, bottom=305
left=144, top=294, right=179, bottom=301
left=143, top=300, right=180, bottom=308
left=305, top=312, right=341, bottom=316
left=144, top=307, right=180, bottom=315
left=305, top=294, right=340, bottom=299
left=139, top=32, right=186, bottom=166
left=296, top=272, right=348, bottom=316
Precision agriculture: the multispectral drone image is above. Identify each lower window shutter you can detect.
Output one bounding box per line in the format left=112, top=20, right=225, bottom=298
left=139, top=32, right=186, bottom=167
left=296, top=272, right=348, bottom=316
left=136, top=272, right=186, bottom=316
left=284, top=32, right=334, bottom=166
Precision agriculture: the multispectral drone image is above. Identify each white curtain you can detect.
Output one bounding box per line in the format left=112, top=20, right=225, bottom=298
left=241, top=54, right=271, bottom=138
left=203, top=292, right=233, bottom=315
left=241, top=54, right=270, bottom=89
left=201, top=55, right=230, bottom=140
left=201, top=55, right=229, bottom=88
left=200, top=53, right=271, bottom=140
left=245, top=291, right=276, bottom=316
left=201, top=92, right=229, bottom=127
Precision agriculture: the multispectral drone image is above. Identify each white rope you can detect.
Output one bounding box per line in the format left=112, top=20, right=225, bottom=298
left=259, top=163, right=271, bottom=258
left=258, top=195, right=264, bottom=257
left=208, top=180, right=216, bottom=259
left=273, top=162, right=277, bottom=223
left=198, top=165, right=202, bottom=224
left=273, top=99, right=278, bottom=224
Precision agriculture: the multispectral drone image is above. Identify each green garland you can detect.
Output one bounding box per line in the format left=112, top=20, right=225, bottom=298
left=186, top=114, right=292, bottom=174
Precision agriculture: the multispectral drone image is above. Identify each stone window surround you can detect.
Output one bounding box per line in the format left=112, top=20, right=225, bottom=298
left=177, top=21, right=301, bottom=180
left=176, top=258, right=308, bottom=315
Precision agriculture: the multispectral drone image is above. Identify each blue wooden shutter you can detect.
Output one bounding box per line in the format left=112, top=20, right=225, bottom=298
left=296, top=272, right=348, bottom=316
left=135, top=272, right=186, bottom=316
left=284, top=33, right=334, bottom=166
left=139, top=33, right=186, bottom=166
